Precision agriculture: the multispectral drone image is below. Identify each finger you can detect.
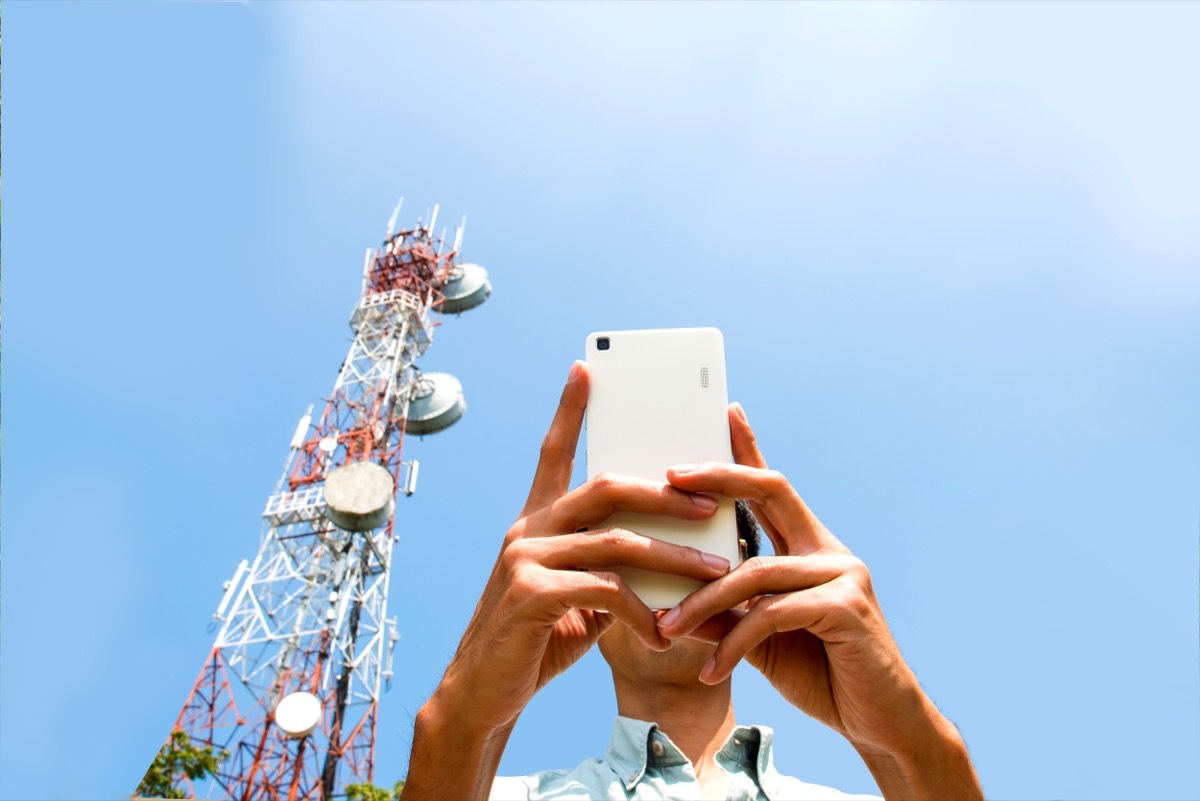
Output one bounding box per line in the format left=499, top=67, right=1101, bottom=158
left=553, top=569, right=669, bottom=651
left=676, top=608, right=744, bottom=645
left=522, top=361, right=589, bottom=517
left=656, top=554, right=850, bottom=639
left=588, top=609, right=618, bottom=640
left=729, top=403, right=768, bottom=469
left=529, top=528, right=731, bottom=579
left=665, top=462, right=845, bottom=556
left=699, top=590, right=836, bottom=684
left=727, top=404, right=785, bottom=552
left=536, top=473, right=720, bottom=535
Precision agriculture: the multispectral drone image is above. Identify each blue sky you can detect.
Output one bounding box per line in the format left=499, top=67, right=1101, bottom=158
left=2, top=3, right=1198, bottom=799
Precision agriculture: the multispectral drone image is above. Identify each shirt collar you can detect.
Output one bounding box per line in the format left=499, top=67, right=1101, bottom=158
left=604, top=717, right=657, bottom=791
left=721, top=724, right=783, bottom=800
left=604, top=716, right=782, bottom=797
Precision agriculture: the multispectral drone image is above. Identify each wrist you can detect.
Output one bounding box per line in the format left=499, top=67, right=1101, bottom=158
left=853, top=698, right=983, bottom=801
left=403, top=684, right=516, bottom=801
left=415, top=681, right=513, bottom=757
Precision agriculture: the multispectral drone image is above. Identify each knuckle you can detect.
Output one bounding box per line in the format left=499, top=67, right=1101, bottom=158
left=846, top=591, right=873, bottom=620
left=508, top=564, right=541, bottom=597
left=503, top=519, right=527, bottom=546
left=500, top=537, right=533, bottom=569
left=740, top=555, right=770, bottom=577
left=613, top=579, right=646, bottom=617
left=589, top=570, right=625, bottom=598
left=556, top=388, right=580, bottom=414
left=836, top=579, right=874, bottom=619
left=590, top=568, right=619, bottom=585
left=589, top=471, right=621, bottom=493
left=842, top=555, right=873, bottom=588
left=765, top=469, right=791, bottom=494
left=600, top=527, right=636, bottom=550
left=751, top=593, right=784, bottom=621
left=538, top=434, right=564, bottom=462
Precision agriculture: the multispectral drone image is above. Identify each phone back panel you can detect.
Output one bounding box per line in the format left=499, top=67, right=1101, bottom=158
left=585, top=328, right=737, bottom=609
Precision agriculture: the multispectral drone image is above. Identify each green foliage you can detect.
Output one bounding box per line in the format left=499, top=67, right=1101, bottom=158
left=134, top=730, right=228, bottom=799
left=345, top=779, right=405, bottom=801
left=134, top=728, right=401, bottom=799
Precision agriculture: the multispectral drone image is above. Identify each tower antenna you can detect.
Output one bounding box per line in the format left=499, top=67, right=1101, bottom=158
left=140, top=202, right=492, bottom=799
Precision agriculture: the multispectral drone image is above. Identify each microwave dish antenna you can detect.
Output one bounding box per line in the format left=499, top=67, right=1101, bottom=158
left=324, top=461, right=395, bottom=532
left=436, top=262, right=492, bottom=314
left=405, top=372, right=466, bottom=435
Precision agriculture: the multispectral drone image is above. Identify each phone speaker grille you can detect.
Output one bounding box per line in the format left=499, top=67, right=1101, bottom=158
left=700, top=367, right=710, bottom=388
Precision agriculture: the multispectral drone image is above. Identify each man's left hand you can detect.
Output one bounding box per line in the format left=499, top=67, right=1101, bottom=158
left=656, top=403, right=983, bottom=799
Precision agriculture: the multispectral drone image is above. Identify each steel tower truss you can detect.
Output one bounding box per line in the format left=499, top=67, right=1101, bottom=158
left=146, top=209, right=468, bottom=800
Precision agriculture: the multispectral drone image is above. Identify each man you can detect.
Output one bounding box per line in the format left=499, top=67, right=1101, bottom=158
left=401, top=362, right=983, bottom=800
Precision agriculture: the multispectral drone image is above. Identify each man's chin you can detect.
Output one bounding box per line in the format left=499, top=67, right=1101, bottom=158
left=600, top=625, right=717, bottom=684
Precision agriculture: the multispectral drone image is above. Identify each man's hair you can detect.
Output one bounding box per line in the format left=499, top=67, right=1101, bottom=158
left=734, top=499, right=762, bottom=560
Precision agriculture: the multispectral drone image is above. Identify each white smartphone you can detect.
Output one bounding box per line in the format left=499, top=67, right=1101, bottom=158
left=585, top=327, right=739, bottom=609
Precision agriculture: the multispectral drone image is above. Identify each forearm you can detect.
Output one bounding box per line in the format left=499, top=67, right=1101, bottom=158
left=400, top=686, right=515, bottom=801
left=853, top=699, right=983, bottom=801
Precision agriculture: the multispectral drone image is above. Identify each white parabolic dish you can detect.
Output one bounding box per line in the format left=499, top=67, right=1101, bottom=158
left=275, top=691, right=322, bottom=739
left=437, top=262, right=491, bottom=314
left=405, top=372, right=466, bottom=435
left=323, top=461, right=395, bottom=532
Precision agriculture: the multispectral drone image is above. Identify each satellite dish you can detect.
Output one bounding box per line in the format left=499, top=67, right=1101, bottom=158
left=319, top=436, right=338, bottom=454
left=323, top=461, right=395, bottom=532
left=275, top=691, right=322, bottom=739
left=405, top=373, right=466, bottom=435
left=435, top=263, right=491, bottom=314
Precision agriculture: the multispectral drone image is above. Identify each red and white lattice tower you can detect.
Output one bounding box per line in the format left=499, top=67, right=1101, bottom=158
left=140, top=201, right=491, bottom=799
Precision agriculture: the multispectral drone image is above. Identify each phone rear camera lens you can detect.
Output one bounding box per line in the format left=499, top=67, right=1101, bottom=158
left=597, top=337, right=610, bottom=351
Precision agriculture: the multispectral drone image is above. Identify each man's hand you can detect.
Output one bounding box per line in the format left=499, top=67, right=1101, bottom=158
left=657, top=403, right=984, bottom=800
left=402, top=362, right=731, bottom=800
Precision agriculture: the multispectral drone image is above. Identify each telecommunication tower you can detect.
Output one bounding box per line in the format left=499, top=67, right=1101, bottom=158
left=139, top=201, right=492, bottom=799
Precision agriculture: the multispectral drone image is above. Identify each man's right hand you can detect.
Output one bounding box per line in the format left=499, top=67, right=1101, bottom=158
left=402, top=361, right=731, bottom=799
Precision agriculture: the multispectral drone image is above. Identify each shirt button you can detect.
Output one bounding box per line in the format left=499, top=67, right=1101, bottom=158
left=733, top=738, right=742, bottom=747
left=651, top=740, right=665, bottom=757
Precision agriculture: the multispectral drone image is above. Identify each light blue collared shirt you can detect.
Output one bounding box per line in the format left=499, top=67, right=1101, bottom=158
left=491, top=716, right=882, bottom=800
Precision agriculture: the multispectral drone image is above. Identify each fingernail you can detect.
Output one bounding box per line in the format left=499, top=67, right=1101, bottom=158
left=672, top=464, right=698, bottom=475
left=698, top=656, right=717, bottom=684
left=732, top=402, right=748, bottom=423
left=702, top=552, right=731, bottom=573
left=568, top=360, right=584, bottom=383
left=657, top=607, right=680, bottom=631
left=691, top=493, right=718, bottom=511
